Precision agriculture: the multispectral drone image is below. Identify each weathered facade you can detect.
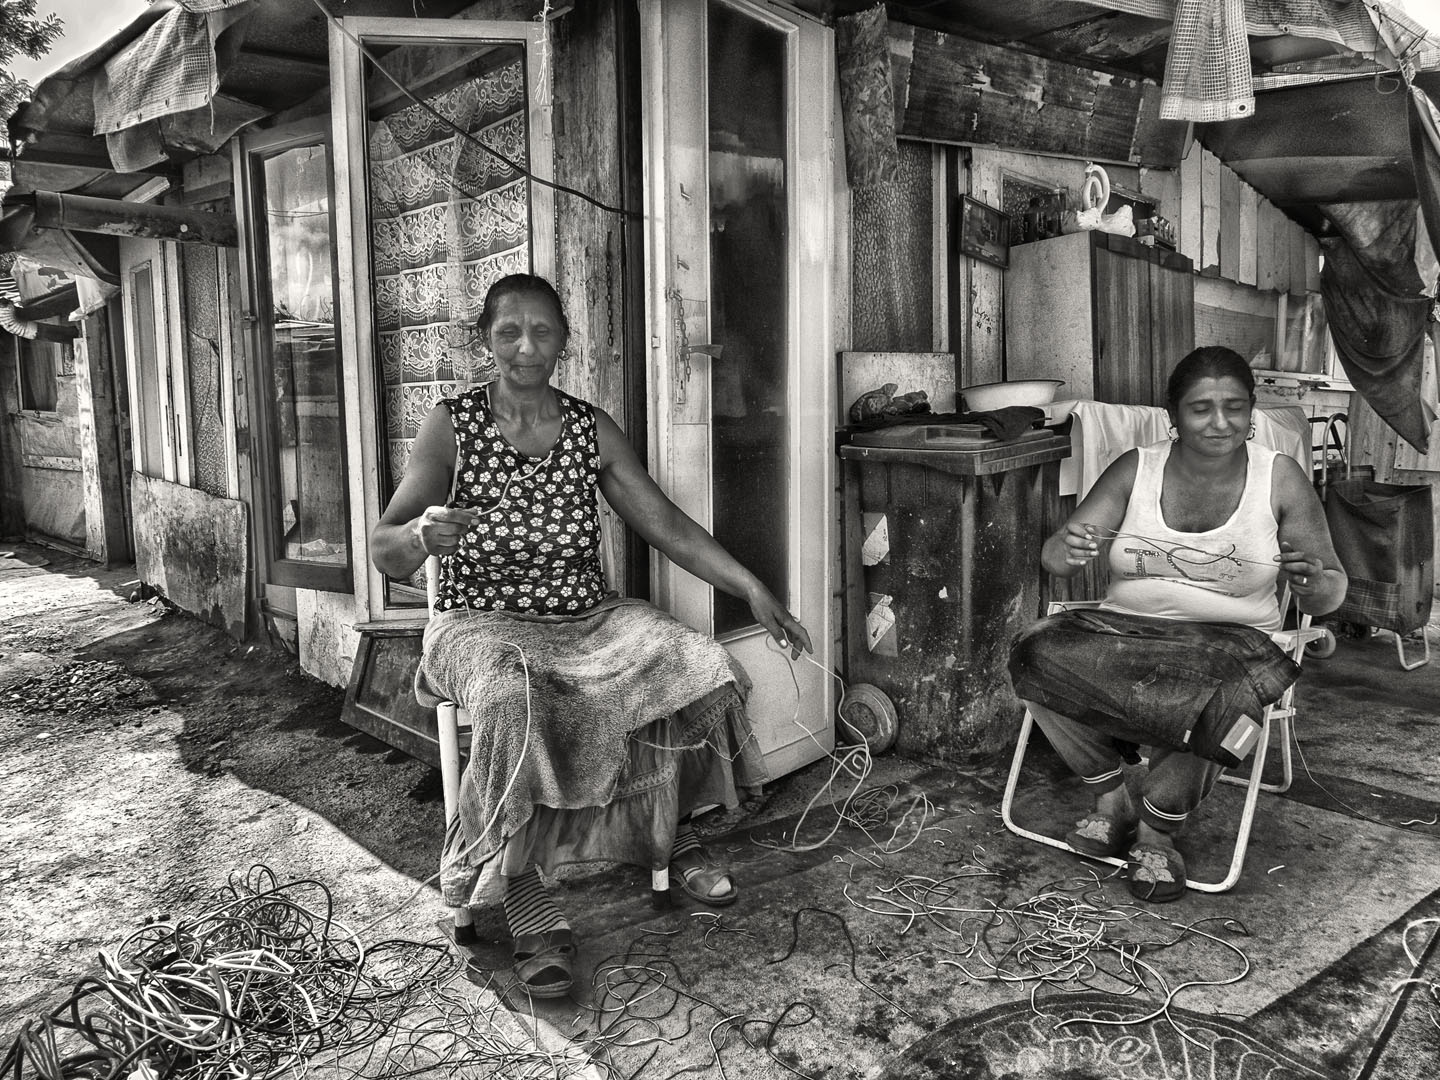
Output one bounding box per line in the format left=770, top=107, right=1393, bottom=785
left=4, top=0, right=1437, bottom=768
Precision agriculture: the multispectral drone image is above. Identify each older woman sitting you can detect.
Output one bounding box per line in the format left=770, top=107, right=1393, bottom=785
left=1010, top=346, right=1346, bottom=901
left=370, top=274, right=812, bottom=996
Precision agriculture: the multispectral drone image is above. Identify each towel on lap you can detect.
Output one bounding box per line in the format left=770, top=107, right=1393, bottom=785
left=417, top=596, right=762, bottom=889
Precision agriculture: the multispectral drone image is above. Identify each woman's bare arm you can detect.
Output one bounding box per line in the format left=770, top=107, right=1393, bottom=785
left=1272, top=454, right=1347, bottom=615
left=592, top=408, right=812, bottom=656
left=1040, top=450, right=1138, bottom=578
left=370, top=405, right=477, bottom=579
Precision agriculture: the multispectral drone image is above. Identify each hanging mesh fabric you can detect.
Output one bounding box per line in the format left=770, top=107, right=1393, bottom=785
left=1160, top=0, right=1254, bottom=122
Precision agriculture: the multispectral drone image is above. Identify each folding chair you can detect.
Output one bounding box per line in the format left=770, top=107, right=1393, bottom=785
left=1000, top=593, right=1328, bottom=893
left=423, top=556, right=672, bottom=943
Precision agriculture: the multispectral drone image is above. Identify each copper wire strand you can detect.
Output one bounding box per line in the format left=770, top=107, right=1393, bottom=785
left=1081, top=524, right=1267, bottom=569
left=0, top=871, right=554, bottom=1080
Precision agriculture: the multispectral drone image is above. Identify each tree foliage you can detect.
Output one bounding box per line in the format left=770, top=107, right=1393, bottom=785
left=0, top=1, right=64, bottom=123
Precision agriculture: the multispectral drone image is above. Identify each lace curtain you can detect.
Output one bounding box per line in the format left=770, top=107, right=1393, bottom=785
left=367, top=57, right=532, bottom=498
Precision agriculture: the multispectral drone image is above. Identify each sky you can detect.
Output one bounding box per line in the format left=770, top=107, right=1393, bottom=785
left=8, top=0, right=150, bottom=86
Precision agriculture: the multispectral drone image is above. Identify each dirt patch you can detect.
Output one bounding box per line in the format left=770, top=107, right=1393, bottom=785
left=0, top=550, right=447, bottom=1043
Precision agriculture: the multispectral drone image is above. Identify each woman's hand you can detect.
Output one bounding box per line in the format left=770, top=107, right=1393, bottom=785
left=1059, top=521, right=1104, bottom=566
left=1274, top=540, right=1327, bottom=598
left=747, top=584, right=813, bottom=660
left=412, top=505, right=479, bottom=558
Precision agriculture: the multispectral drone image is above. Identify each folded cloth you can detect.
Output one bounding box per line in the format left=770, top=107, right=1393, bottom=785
left=1008, top=608, right=1299, bottom=765
left=841, top=406, right=1041, bottom=440
left=418, top=596, right=766, bottom=906
left=962, top=405, right=1045, bottom=442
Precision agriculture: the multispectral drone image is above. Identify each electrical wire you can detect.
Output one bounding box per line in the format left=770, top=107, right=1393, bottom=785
left=308, top=0, right=638, bottom=220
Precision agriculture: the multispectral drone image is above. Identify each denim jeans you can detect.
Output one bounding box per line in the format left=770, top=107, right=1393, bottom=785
left=1024, top=699, right=1222, bottom=833
left=1008, top=608, right=1299, bottom=764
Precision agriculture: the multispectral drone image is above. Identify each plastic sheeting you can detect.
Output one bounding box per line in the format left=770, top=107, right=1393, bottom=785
left=1319, top=199, right=1435, bottom=455
left=1159, top=0, right=1253, bottom=122
left=90, top=0, right=254, bottom=172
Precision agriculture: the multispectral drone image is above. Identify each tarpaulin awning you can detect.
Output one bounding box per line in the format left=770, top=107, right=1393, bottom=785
left=1319, top=198, right=1436, bottom=454
left=91, top=0, right=256, bottom=172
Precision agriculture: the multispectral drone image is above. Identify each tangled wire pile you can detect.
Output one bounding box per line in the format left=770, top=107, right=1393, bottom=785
left=1, top=867, right=604, bottom=1080
left=838, top=857, right=1254, bottom=1044
left=576, top=925, right=819, bottom=1080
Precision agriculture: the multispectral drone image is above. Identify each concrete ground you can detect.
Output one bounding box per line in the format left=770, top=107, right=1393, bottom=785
left=1, top=543, right=1437, bottom=1079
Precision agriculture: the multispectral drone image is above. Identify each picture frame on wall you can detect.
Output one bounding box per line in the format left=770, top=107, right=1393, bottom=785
left=960, top=195, right=1012, bottom=269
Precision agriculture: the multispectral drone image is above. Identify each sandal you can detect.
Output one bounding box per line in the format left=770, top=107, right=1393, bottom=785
left=669, top=853, right=739, bottom=907
left=1066, top=812, right=1137, bottom=858
left=511, top=929, right=575, bottom=998
left=1126, top=843, right=1187, bottom=903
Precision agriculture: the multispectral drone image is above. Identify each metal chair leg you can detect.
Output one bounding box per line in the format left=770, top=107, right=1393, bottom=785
left=651, top=867, right=671, bottom=909
left=437, top=699, right=475, bottom=944
left=1003, top=706, right=1272, bottom=893
left=1001, top=709, right=1128, bottom=874
left=1394, top=628, right=1432, bottom=671
left=1192, top=714, right=1269, bottom=894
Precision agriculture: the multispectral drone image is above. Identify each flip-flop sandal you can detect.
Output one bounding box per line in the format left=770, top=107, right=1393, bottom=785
left=1126, top=843, right=1187, bottom=903
left=511, top=929, right=575, bottom=998
left=1066, top=812, right=1137, bottom=858
left=670, top=860, right=739, bottom=907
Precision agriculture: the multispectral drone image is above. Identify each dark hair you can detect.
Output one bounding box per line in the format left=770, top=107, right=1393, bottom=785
left=1165, top=346, right=1255, bottom=415
left=476, top=273, right=570, bottom=344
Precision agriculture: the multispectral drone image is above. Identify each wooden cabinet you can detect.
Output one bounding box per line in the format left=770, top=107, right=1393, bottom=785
left=1005, top=231, right=1194, bottom=406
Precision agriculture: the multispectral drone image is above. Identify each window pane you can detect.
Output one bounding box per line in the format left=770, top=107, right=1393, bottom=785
left=362, top=40, right=531, bottom=508
left=257, top=143, right=349, bottom=568
left=708, top=3, right=788, bottom=635
left=18, top=338, right=59, bottom=412
left=129, top=264, right=166, bottom=474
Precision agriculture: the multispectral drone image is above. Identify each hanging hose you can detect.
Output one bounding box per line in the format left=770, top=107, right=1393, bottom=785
left=0, top=301, right=39, bottom=340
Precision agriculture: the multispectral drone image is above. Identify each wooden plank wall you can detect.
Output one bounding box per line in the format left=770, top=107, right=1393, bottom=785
left=885, top=23, right=1186, bottom=167
left=1178, top=139, right=1320, bottom=294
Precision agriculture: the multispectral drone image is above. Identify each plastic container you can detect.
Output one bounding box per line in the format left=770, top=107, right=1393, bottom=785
left=959, top=379, right=1064, bottom=412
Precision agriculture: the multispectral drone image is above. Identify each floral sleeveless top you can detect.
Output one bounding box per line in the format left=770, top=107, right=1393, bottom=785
left=434, top=383, right=608, bottom=615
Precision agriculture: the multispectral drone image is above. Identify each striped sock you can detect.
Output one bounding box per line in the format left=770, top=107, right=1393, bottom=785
left=671, top=824, right=702, bottom=861
left=503, top=865, right=569, bottom=938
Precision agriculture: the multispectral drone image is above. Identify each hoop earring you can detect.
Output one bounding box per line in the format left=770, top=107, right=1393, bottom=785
left=1248, top=422, right=1256, bottom=440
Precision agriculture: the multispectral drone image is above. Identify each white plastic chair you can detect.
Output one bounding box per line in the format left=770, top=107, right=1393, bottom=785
left=423, top=556, right=671, bottom=943
left=1000, top=593, right=1328, bottom=893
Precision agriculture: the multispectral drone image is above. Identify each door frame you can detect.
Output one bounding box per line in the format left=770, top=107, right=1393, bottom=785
left=119, top=240, right=188, bottom=485
left=329, top=16, right=557, bottom=624
left=235, top=117, right=354, bottom=593
left=638, top=0, right=837, bottom=778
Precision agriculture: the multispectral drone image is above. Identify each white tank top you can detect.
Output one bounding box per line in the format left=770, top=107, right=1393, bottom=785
left=1102, top=440, right=1282, bottom=633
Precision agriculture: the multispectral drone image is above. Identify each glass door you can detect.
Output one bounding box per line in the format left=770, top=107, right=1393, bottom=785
left=238, top=121, right=352, bottom=591
left=641, top=0, right=835, bottom=778
left=120, top=242, right=183, bottom=483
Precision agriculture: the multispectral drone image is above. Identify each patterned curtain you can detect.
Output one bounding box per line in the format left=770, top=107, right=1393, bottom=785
left=367, top=57, right=532, bottom=500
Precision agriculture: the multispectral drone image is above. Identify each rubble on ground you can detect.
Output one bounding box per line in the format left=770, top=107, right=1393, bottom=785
left=1, top=660, right=159, bottom=715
